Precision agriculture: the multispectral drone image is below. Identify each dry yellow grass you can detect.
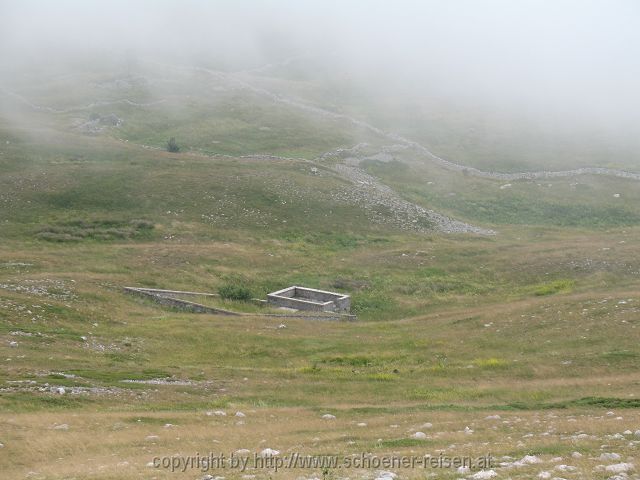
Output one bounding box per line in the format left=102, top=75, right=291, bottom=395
left=2, top=407, right=639, bottom=479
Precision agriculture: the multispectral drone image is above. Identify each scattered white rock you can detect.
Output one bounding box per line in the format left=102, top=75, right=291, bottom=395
left=457, top=466, right=471, bottom=474
left=485, top=415, right=501, bottom=420
left=421, top=422, right=433, bottom=429
left=235, top=411, right=246, bottom=418
left=537, top=472, right=551, bottom=479
left=623, top=430, right=632, bottom=435
left=605, top=463, right=634, bottom=474
left=234, top=449, right=251, bottom=455
left=571, top=452, right=583, bottom=459
left=277, top=324, right=286, bottom=329
left=56, top=387, right=65, bottom=395
left=521, top=455, right=542, bottom=464
left=600, top=453, right=621, bottom=461
left=464, top=426, right=474, bottom=434
left=469, top=469, right=497, bottom=479
left=555, top=464, right=576, bottom=472
left=607, top=475, right=628, bottom=480
left=613, top=193, right=621, bottom=198
left=500, top=183, right=512, bottom=190
left=211, top=410, right=226, bottom=416
left=9, top=341, right=18, bottom=348
left=374, top=471, right=397, bottom=480
left=321, top=414, right=336, bottom=420
left=411, top=431, right=428, bottom=439
left=259, top=448, right=280, bottom=457
left=145, top=435, right=159, bottom=442
left=357, top=422, right=367, bottom=427
left=53, top=424, right=69, bottom=430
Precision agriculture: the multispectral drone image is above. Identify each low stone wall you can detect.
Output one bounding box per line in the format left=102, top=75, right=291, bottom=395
left=267, top=286, right=351, bottom=313
left=125, top=287, right=219, bottom=298
left=124, top=286, right=356, bottom=321
left=333, top=295, right=351, bottom=313
left=266, top=294, right=330, bottom=312
left=123, top=287, right=239, bottom=316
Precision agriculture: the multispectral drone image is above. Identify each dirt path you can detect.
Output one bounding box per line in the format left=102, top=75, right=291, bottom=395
left=3, top=64, right=637, bottom=236
left=194, top=65, right=640, bottom=183
left=0, top=86, right=165, bottom=113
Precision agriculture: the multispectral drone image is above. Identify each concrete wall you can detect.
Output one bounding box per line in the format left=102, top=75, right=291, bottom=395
left=267, top=286, right=351, bottom=313
left=333, top=295, right=351, bottom=313
left=124, top=287, right=240, bottom=316
left=266, top=294, right=330, bottom=312
left=125, top=286, right=355, bottom=319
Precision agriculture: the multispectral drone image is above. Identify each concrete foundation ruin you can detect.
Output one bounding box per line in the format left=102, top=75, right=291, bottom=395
left=267, top=286, right=351, bottom=313
left=123, top=285, right=356, bottom=320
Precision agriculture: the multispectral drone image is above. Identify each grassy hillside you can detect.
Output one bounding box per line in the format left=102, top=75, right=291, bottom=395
left=240, top=60, right=640, bottom=173
left=1, top=61, right=640, bottom=479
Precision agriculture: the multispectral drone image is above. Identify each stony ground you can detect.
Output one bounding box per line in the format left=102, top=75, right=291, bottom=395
left=2, top=59, right=640, bottom=480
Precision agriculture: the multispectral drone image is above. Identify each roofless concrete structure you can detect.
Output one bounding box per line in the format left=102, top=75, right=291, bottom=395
left=267, top=286, right=351, bottom=313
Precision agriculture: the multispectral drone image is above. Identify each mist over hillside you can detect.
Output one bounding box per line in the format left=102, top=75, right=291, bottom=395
left=2, top=0, right=640, bottom=171
left=2, top=3, right=640, bottom=479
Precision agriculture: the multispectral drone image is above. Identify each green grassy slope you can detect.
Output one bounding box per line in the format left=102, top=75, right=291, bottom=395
left=1, top=59, right=640, bottom=479
left=242, top=60, right=640, bottom=173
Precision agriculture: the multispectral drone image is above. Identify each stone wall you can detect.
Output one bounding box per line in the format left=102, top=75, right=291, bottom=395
left=123, top=287, right=239, bottom=316
left=267, top=286, right=351, bottom=313
left=124, top=286, right=355, bottom=320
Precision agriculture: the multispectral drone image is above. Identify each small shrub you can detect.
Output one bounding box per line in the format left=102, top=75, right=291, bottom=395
left=167, top=137, right=180, bottom=152
left=218, top=284, right=252, bottom=301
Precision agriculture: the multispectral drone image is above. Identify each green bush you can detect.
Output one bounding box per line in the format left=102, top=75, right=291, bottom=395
left=218, top=284, right=252, bottom=301
left=167, top=137, right=180, bottom=152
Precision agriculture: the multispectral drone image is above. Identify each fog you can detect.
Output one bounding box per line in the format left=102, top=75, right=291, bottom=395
left=2, top=0, right=640, bottom=140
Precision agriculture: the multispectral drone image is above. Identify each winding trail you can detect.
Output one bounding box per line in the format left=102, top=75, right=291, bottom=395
left=0, top=86, right=165, bottom=113
left=189, top=65, right=640, bottom=183
left=2, top=64, right=638, bottom=236
left=3, top=69, right=638, bottom=182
